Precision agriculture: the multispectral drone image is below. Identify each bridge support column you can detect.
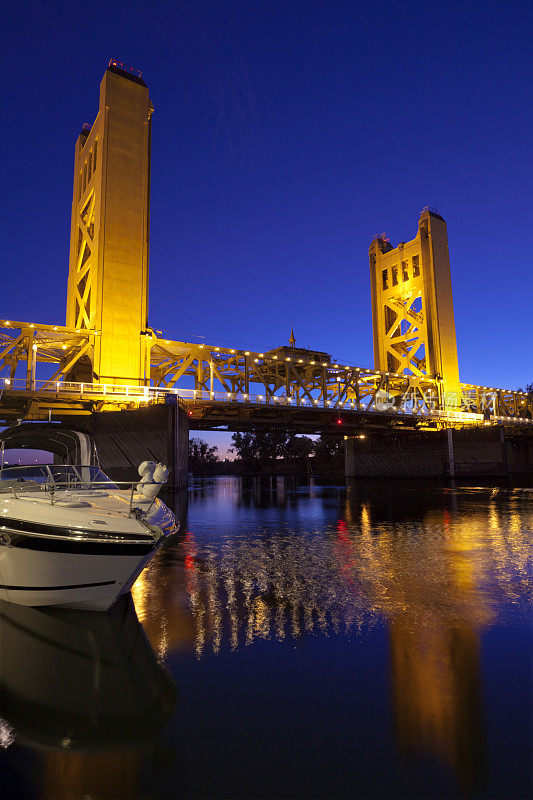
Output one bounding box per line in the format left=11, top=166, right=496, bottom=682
left=344, top=436, right=356, bottom=478
left=166, top=401, right=189, bottom=490
left=446, top=428, right=455, bottom=477
left=89, top=403, right=189, bottom=488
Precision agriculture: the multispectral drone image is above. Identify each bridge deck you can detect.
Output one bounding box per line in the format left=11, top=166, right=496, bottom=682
left=1, top=379, right=531, bottom=432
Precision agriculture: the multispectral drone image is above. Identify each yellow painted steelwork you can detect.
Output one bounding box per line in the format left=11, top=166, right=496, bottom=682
left=370, top=208, right=461, bottom=405
left=66, top=63, right=153, bottom=385
left=1, top=321, right=532, bottom=425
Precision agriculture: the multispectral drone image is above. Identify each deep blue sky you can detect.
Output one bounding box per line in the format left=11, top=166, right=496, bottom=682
left=2, top=1, right=532, bottom=449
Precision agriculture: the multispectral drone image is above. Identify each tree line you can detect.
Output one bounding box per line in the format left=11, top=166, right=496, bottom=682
left=188, top=432, right=343, bottom=474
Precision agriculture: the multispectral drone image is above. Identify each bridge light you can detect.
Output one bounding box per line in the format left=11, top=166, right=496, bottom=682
left=273, top=355, right=278, bottom=359
left=231, top=349, right=235, bottom=353
left=62, top=344, right=67, bottom=350
left=358, top=434, right=366, bottom=439
left=32, top=344, right=37, bottom=351
left=254, top=358, right=258, bottom=362
left=259, top=353, right=264, bottom=357
left=313, top=400, right=318, bottom=405
left=30, top=324, right=34, bottom=328
left=322, top=362, right=327, bottom=367
left=4, top=379, right=10, bottom=386
left=245, top=351, right=250, bottom=355
left=336, top=418, right=342, bottom=424
left=310, top=361, right=315, bottom=365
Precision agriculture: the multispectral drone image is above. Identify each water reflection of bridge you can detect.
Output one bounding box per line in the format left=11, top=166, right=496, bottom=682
left=135, top=481, right=531, bottom=655
left=132, top=479, right=532, bottom=791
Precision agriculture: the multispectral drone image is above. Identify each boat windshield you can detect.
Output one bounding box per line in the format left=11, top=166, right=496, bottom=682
left=0, top=465, right=118, bottom=490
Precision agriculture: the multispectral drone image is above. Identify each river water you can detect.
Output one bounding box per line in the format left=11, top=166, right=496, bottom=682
left=1, top=477, right=532, bottom=799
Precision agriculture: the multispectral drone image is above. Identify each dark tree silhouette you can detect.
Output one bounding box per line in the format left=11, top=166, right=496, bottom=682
left=312, top=434, right=343, bottom=461
left=188, top=437, right=220, bottom=473
left=230, top=431, right=314, bottom=466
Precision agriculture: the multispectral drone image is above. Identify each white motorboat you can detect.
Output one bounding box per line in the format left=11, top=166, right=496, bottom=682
left=0, top=422, right=179, bottom=611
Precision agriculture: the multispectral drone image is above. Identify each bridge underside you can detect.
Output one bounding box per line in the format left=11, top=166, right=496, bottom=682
left=187, top=400, right=434, bottom=434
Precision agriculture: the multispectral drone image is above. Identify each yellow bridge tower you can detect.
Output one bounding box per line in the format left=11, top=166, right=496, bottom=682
left=66, top=61, right=153, bottom=385
left=369, top=208, right=461, bottom=403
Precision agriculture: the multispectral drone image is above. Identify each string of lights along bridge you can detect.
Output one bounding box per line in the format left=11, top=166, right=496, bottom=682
left=0, top=61, right=531, bottom=432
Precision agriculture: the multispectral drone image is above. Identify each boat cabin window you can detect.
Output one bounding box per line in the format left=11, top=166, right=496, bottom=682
left=0, top=464, right=117, bottom=489
left=0, top=465, right=50, bottom=484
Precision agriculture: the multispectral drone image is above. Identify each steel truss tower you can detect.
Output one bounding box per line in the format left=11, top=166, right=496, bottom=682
left=66, top=62, right=153, bottom=385
left=369, top=208, right=461, bottom=403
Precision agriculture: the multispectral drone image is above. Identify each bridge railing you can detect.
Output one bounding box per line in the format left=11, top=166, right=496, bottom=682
left=2, top=377, right=532, bottom=426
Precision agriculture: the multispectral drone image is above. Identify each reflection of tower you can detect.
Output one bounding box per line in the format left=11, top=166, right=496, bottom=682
left=389, top=617, right=485, bottom=792
left=41, top=751, right=139, bottom=800
left=340, top=492, right=489, bottom=792
left=383, top=513, right=487, bottom=793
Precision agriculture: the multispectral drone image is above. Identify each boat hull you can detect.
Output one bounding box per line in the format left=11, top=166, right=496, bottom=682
left=0, top=535, right=162, bottom=611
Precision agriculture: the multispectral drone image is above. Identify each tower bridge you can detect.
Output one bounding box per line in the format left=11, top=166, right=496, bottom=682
left=1, top=62, right=532, bottom=485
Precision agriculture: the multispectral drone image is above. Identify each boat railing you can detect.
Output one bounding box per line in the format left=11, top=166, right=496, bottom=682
left=0, top=465, right=166, bottom=513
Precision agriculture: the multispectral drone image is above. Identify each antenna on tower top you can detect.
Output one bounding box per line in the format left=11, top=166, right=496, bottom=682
left=289, top=324, right=296, bottom=348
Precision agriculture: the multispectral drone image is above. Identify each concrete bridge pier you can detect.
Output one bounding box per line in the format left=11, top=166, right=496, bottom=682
left=344, top=427, right=533, bottom=480
left=344, top=436, right=356, bottom=479
left=344, top=429, right=457, bottom=480
left=345, top=429, right=450, bottom=479
left=90, top=402, right=189, bottom=488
